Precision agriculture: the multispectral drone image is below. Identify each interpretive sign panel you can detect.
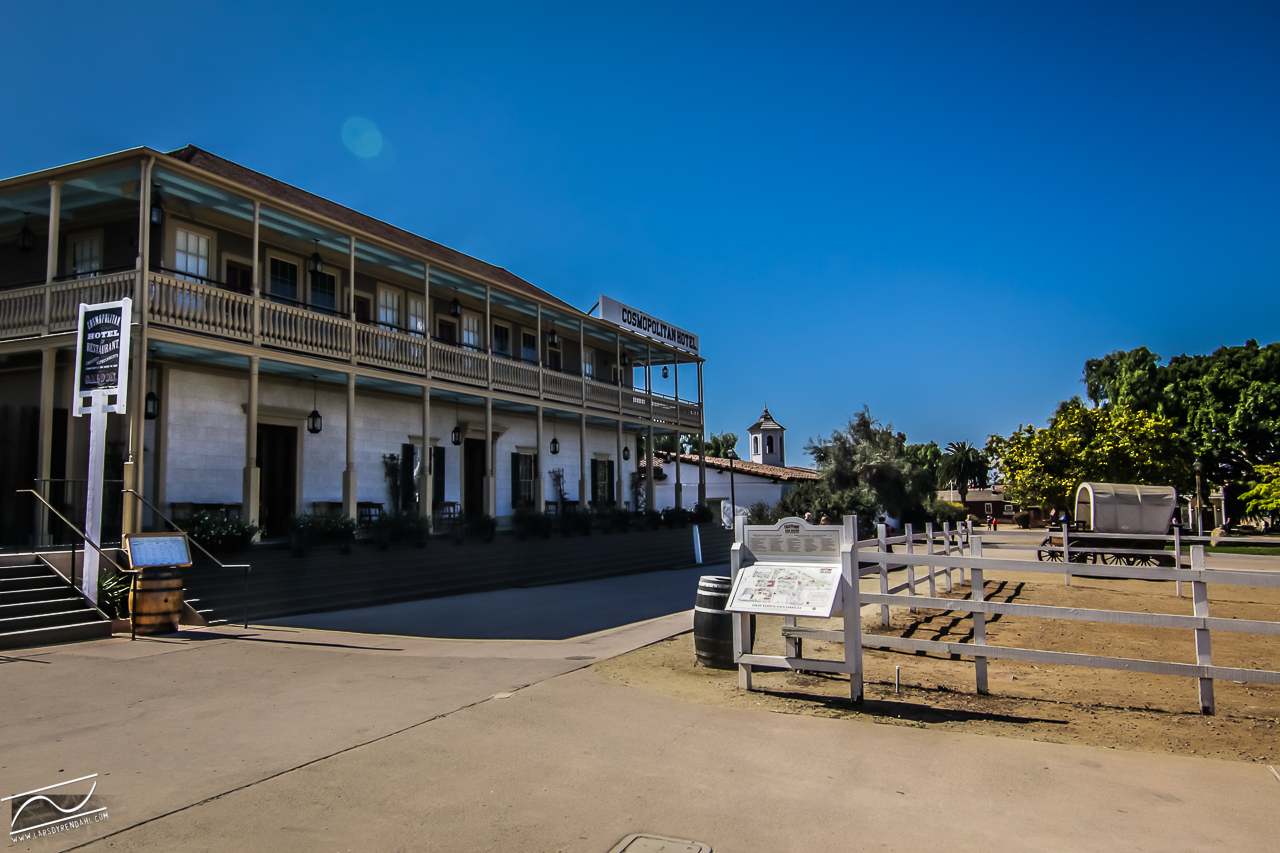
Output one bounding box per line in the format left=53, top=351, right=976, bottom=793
left=726, top=560, right=842, bottom=617
left=73, top=298, right=132, bottom=411
left=745, top=521, right=840, bottom=562
left=124, top=533, right=192, bottom=568
left=598, top=295, right=699, bottom=357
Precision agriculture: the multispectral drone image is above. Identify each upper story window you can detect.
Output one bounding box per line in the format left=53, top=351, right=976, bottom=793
left=269, top=258, right=298, bottom=303
left=765, top=435, right=774, bottom=454
left=461, top=314, right=480, bottom=349
left=753, top=435, right=760, bottom=455
left=71, top=235, right=102, bottom=279
left=492, top=323, right=510, bottom=357
left=175, top=229, right=209, bottom=282
left=582, top=347, right=595, bottom=379
left=522, top=332, right=537, bottom=364
left=311, top=271, right=336, bottom=312
left=409, top=297, right=426, bottom=337
left=378, top=288, right=401, bottom=330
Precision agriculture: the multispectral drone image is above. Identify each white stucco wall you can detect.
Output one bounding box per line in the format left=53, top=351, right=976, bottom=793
left=651, top=463, right=803, bottom=515
left=161, top=365, right=636, bottom=517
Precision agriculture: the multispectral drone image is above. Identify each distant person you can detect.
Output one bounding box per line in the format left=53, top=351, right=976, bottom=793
left=992, top=516, right=999, bottom=531
left=804, top=511, right=812, bottom=523
left=987, top=515, right=994, bottom=530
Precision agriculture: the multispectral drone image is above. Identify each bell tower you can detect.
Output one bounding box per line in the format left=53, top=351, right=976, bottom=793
left=747, top=405, right=785, bottom=467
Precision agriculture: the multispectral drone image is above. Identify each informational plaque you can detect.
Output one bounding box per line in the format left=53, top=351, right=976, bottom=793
left=73, top=298, right=132, bottom=412
left=726, top=561, right=843, bottom=617
left=124, top=533, right=192, bottom=568
left=745, top=521, right=840, bottom=562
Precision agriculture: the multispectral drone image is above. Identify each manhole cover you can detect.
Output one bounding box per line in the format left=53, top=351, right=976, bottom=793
left=606, top=834, right=711, bottom=853
left=565, top=655, right=596, bottom=660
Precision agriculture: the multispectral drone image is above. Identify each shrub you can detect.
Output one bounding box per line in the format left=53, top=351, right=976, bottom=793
left=98, top=568, right=132, bottom=620
left=662, top=507, right=690, bottom=528
left=1013, top=511, right=1031, bottom=529
left=691, top=503, right=714, bottom=524
left=745, top=501, right=774, bottom=525
left=183, top=510, right=260, bottom=555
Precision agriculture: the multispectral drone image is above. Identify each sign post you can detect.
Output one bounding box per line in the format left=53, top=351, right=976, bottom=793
left=72, top=298, right=131, bottom=603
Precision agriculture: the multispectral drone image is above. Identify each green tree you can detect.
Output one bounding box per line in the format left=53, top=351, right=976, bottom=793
left=988, top=400, right=1191, bottom=511
left=1241, top=464, right=1280, bottom=519
left=702, top=431, right=740, bottom=458
left=904, top=441, right=943, bottom=492
left=939, top=440, right=989, bottom=502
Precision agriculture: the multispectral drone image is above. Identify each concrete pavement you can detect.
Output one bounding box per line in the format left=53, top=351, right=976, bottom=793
left=4, top=561, right=1278, bottom=852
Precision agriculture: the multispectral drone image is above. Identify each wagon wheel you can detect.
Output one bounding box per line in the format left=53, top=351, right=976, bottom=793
left=1101, top=552, right=1125, bottom=565
left=1069, top=550, right=1093, bottom=564
left=1130, top=553, right=1159, bottom=567
left=1037, top=537, right=1063, bottom=562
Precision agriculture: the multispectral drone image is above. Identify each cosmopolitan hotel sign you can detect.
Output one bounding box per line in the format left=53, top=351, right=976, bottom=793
left=599, top=296, right=699, bottom=357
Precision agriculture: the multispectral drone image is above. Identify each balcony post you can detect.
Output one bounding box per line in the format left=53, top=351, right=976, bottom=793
left=579, top=412, right=588, bottom=509
left=485, top=284, right=492, bottom=390
left=135, top=157, right=153, bottom=310
left=343, top=372, right=357, bottom=520
left=423, top=265, right=432, bottom=380
left=42, top=180, right=61, bottom=333
left=646, top=343, right=653, bottom=421
left=242, top=355, right=260, bottom=531
left=536, top=306, right=544, bottom=398
left=485, top=396, right=494, bottom=516
left=420, top=387, right=432, bottom=521
left=348, top=236, right=358, bottom=365
left=697, top=361, right=707, bottom=505
left=534, top=405, right=545, bottom=513
left=615, top=331, right=622, bottom=412
left=579, top=319, right=587, bottom=407
left=674, top=362, right=681, bottom=509
left=251, top=201, right=261, bottom=345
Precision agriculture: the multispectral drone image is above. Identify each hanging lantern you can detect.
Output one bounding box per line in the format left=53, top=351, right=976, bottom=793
left=622, top=446, right=630, bottom=461
left=307, top=376, right=323, bottom=434
left=550, top=436, right=560, bottom=455
left=150, top=187, right=164, bottom=225
left=450, top=287, right=462, bottom=317
left=309, top=249, right=323, bottom=274
left=451, top=399, right=462, bottom=445
left=144, top=391, right=159, bottom=420
left=620, top=353, right=629, bottom=367
left=549, top=325, right=558, bottom=346
left=17, top=214, right=34, bottom=253
left=662, top=365, right=669, bottom=379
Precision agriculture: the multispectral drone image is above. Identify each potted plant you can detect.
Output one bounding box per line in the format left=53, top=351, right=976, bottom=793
left=184, top=510, right=261, bottom=557
left=283, top=513, right=317, bottom=557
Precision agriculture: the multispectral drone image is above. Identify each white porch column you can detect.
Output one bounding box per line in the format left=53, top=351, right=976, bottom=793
left=242, top=355, right=260, bottom=528
left=420, top=388, right=432, bottom=521
left=251, top=201, right=261, bottom=345
left=484, top=396, right=494, bottom=516
left=343, top=372, right=357, bottom=519
left=616, top=420, right=625, bottom=509
left=535, top=405, right=545, bottom=513
left=42, top=181, right=61, bottom=332
left=645, top=424, right=655, bottom=511
left=674, top=362, right=682, bottom=509
left=697, top=361, right=706, bottom=505
left=579, top=412, right=588, bottom=509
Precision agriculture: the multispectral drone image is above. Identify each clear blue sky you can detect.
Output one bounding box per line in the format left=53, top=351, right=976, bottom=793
left=4, top=1, right=1277, bottom=459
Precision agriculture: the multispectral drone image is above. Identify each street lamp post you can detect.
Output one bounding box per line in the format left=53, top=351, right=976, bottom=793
left=727, top=449, right=737, bottom=525
left=1193, top=460, right=1203, bottom=537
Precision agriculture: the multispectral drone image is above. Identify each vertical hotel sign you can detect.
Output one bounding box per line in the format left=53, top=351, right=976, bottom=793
left=598, top=295, right=698, bottom=357
left=73, top=299, right=131, bottom=413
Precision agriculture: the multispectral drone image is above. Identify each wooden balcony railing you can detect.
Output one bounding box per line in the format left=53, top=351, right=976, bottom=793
left=0, top=272, right=703, bottom=428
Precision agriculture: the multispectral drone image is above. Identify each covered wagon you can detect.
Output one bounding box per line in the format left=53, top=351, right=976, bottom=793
left=1036, top=482, right=1178, bottom=566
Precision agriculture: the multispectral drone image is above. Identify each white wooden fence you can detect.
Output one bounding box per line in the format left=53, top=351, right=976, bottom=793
left=737, top=517, right=1280, bottom=715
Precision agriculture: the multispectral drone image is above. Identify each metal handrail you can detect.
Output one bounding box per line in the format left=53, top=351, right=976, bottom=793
left=18, top=489, right=138, bottom=640
left=121, top=489, right=251, bottom=629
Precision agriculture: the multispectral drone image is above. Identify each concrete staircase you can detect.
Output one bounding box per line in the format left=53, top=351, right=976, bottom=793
left=183, top=523, right=735, bottom=625
left=0, top=557, right=112, bottom=651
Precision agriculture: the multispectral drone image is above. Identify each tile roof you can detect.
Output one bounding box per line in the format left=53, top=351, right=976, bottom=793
left=638, top=451, right=819, bottom=483
left=747, top=405, right=785, bottom=432
left=165, top=145, right=583, bottom=317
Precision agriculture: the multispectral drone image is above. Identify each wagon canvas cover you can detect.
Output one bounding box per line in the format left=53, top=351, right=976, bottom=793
left=1075, top=482, right=1177, bottom=534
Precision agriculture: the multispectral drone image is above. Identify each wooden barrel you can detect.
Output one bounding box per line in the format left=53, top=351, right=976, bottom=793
left=129, top=567, right=184, bottom=635
left=693, top=575, right=752, bottom=669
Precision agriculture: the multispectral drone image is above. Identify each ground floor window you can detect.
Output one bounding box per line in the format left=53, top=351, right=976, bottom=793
left=512, top=452, right=536, bottom=507
left=591, top=458, right=615, bottom=506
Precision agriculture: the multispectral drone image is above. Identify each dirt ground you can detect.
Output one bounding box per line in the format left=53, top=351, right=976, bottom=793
left=595, top=572, right=1280, bottom=763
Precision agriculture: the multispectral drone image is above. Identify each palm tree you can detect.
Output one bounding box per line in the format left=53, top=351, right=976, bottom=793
left=941, top=441, right=988, bottom=503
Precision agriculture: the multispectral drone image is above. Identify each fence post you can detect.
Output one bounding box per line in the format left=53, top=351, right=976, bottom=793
left=877, top=523, right=890, bottom=627
left=1063, top=523, right=1072, bottom=586
left=1191, top=545, right=1214, bottom=715
left=1173, top=525, right=1183, bottom=597
left=942, top=522, right=953, bottom=590
left=904, top=523, right=917, bottom=610
left=926, top=522, right=937, bottom=597
left=846, top=516, right=864, bottom=704
left=971, top=536, right=988, bottom=694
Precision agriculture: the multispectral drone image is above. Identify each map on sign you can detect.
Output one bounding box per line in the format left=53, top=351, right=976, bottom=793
left=726, top=561, right=842, bottom=617
left=125, top=534, right=192, bottom=568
